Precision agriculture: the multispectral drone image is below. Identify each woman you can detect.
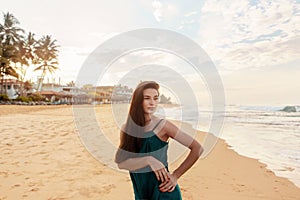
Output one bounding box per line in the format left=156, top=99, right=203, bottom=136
left=115, top=81, right=203, bottom=200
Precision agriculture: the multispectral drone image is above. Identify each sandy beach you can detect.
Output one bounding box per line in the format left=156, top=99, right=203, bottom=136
left=0, top=105, right=300, bottom=200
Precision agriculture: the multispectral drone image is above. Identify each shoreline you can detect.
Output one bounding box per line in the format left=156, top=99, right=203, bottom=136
left=0, top=105, right=299, bottom=199
left=158, top=103, right=300, bottom=189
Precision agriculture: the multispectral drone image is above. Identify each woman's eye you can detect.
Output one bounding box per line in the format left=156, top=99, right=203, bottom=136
left=143, top=96, right=158, bottom=100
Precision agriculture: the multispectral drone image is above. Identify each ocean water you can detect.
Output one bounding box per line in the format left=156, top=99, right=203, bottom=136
left=156, top=104, right=300, bottom=188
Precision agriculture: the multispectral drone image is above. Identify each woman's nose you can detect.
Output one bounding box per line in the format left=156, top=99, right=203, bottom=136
left=149, top=99, right=154, bottom=105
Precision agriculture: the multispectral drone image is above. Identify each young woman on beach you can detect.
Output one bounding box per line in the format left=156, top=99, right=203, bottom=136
left=115, top=81, right=203, bottom=200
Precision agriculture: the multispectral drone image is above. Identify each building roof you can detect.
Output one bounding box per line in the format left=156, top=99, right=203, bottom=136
left=0, top=79, right=22, bottom=85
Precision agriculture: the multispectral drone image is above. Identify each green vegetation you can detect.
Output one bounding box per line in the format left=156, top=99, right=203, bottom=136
left=0, top=94, right=9, bottom=101
left=15, top=95, right=30, bottom=103
left=0, top=12, right=59, bottom=96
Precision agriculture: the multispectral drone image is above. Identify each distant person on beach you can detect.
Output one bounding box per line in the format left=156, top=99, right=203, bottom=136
left=115, top=81, right=203, bottom=200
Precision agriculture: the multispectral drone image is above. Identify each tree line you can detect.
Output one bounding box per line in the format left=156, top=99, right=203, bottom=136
left=0, top=12, right=59, bottom=96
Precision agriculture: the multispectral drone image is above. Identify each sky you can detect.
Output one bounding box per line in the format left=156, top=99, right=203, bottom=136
left=1, top=0, right=299, bottom=105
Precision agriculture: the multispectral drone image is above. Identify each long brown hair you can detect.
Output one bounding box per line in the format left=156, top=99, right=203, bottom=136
left=115, top=81, right=159, bottom=163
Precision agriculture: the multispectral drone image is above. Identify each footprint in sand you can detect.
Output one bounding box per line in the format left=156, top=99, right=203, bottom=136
left=3, top=151, right=12, bottom=156
left=60, top=132, right=69, bottom=137
left=0, top=195, right=8, bottom=200
left=30, top=187, right=39, bottom=192
left=0, top=171, right=9, bottom=178
left=5, top=143, right=13, bottom=147
left=58, top=141, right=65, bottom=146
left=100, top=184, right=116, bottom=194
left=179, top=187, right=193, bottom=199
left=11, top=184, right=21, bottom=188
left=93, top=170, right=103, bottom=175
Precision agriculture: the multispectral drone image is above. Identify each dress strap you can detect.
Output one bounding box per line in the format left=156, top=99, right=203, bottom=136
left=152, top=119, right=164, bottom=131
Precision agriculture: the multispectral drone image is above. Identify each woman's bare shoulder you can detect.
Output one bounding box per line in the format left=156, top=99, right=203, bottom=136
left=162, top=119, right=177, bottom=128
left=120, top=124, right=126, bottom=132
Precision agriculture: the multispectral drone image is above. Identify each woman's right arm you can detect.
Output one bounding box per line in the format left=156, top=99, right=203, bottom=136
left=115, top=128, right=170, bottom=182
left=117, top=156, right=151, bottom=170
left=117, top=156, right=170, bottom=183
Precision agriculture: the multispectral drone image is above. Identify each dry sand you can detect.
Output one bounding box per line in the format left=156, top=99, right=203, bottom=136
left=0, top=105, right=299, bottom=200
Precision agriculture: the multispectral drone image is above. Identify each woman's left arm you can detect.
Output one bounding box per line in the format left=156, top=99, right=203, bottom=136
left=159, top=120, right=204, bottom=192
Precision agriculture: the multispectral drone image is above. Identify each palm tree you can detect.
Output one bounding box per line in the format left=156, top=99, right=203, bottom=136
left=34, top=35, right=59, bottom=91
left=0, top=12, right=24, bottom=45
left=23, top=80, right=33, bottom=94
left=0, top=12, right=24, bottom=94
left=17, top=32, right=37, bottom=95
left=24, top=32, right=37, bottom=64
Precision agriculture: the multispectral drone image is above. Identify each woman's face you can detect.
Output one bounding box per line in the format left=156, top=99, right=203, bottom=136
left=142, top=88, right=159, bottom=114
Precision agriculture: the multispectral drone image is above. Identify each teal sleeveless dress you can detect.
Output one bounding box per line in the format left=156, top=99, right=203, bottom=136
left=129, top=120, right=182, bottom=200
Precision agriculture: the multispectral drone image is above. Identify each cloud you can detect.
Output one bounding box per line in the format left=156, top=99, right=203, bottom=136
left=222, top=61, right=300, bottom=105
left=152, top=0, right=163, bottom=22
left=184, top=11, right=198, bottom=17
left=198, top=0, right=300, bottom=72
left=151, top=0, right=180, bottom=22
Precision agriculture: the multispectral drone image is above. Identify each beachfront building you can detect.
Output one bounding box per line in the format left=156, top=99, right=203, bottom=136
left=62, top=86, right=91, bottom=104
left=0, top=78, right=21, bottom=99
left=111, top=84, right=133, bottom=103
left=84, top=85, right=114, bottom=104
left=29, top=83, right=63, bottom=103
left=41, top=83, right=63, bottom=92
left=31, top=83, right=90, bottom=104
left=83, top=84, right=133, bottom=104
